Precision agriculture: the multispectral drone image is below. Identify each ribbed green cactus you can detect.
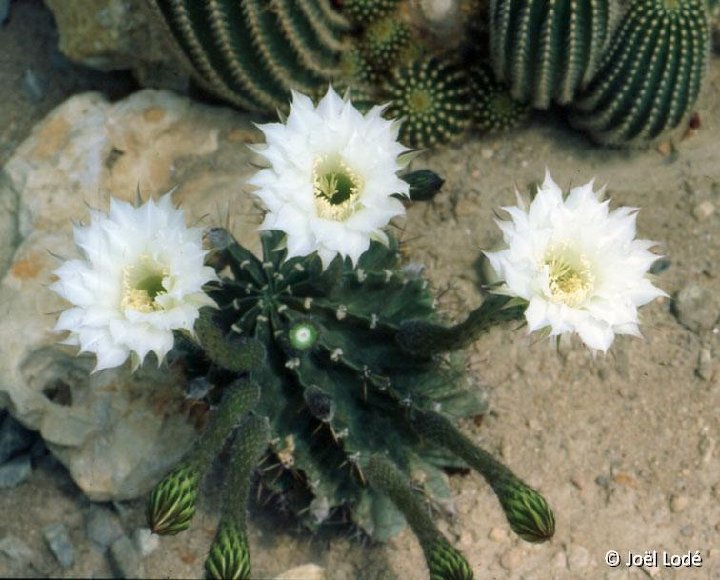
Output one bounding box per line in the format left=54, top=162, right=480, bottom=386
left=200, top=229, right=487, bottom=539
left=150, top=0, right=351, bottom=112
left=150, top=201, right=555, bottom=575
left=469, top=64, right=530, bottom=132
left=489, top=0, right=611, bottom=109
left=570, top=0, right=710, bottom=146
left=384, top=55, right=473, bottom=148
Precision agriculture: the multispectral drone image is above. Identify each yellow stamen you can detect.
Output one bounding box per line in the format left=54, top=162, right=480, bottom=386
left=545, top=247, right=594, bottom=307
left=313, top=155, right=363, bottom=221
left=121, top=256, right=167, bottom=313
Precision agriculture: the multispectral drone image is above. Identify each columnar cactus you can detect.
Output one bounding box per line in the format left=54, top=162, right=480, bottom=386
left=570, top=0, right=710, bottom=146
left=489, top=0, right=611, bottom=109
left=149, top=0, right=351, bottom=112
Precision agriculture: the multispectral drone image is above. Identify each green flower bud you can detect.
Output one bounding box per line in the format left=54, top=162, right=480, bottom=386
left=205, top=521, right=251, bottom=580
left=146, top=464, right=201, bottom=535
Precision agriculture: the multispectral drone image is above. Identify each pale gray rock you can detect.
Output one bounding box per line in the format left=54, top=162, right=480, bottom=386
left=131, top=528, right=158, bottom=557
left=44, top=0, right=186, bottom=89
left=43, top=523, right=75, bottom=568
left=0, top=535, right=35, bottom=566
left=0, top=89, right=259, bottom=500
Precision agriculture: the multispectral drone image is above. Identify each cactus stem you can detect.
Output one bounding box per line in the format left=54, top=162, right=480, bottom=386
left=205, top=415, right=270, bottom=580
left=396, top=294, right=525, bottom=357
left=411, top=410, right=555, bottom=543
left=365, top=454, right=474, bottom=579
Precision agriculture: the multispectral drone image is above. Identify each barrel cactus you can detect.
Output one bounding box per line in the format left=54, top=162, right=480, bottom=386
left=384, top=55, right=474, bottom=148
left=489, top=0, right=611, bottom=109
left=149, top=0, right=351, bottom=112
left=147, top=225, right=555, bottom=578
left=469, top=63, right=530, bottom=132
left=342, top=0, right=402, bottom=25
left=570, top=0, right=710, bottom=146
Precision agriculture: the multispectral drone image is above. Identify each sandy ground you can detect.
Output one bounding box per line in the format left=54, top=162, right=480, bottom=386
left=1, top=1, right=719, bottom=579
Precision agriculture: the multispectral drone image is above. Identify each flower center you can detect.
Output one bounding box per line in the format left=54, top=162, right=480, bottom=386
left=544, top=247, right=594, bottom=307
left=121, top=256, right=168, bottom=313
left=313, top=155, right=363, bottom=221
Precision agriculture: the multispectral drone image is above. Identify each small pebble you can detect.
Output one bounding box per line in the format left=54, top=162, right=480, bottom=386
left=669, top=493, right=689, bottom=513
left=481, top=148, right=494, bottom=159
left=693, top=200, right=715, bottom=221
left=0, top=454, right=32, bottom=488
left=551, top=550, right=568, bottom=569
left=570, top=474, right=587, bottom=491
left=649, top=257, right=671, bottom=275
left=680, top=524, right=694, bottom=537
left=673, top=285, right=720, bottom=334
left=499, top=547, right=523, bottom=571
left=595, top=474, right=611, bottom=488
left=109, top=535, right=144, bottom=579
left=566, top=544, right=590, bottom=571
left=275, top=564, right=326, bottom=580
left=696, top=347, right=713, bottom=381
left=132, top=528, right=158, bottom=557
left=22, top=68, right=45, bottom=103
left=0, top=535, right=35, bottom=565
left=488, top=527, right=509, bottom=543
left=0, top=414, right=36, bottom=464
left=85, top=506, right=124, bottom=550
left=43, top=523, right=74, bottom=568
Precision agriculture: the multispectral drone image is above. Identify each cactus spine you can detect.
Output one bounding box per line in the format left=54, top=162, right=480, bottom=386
left=490, top=0, right=611, bottom=109
left=571, top=0, right=710, bottom=146
left=150, top=0, right=351, bottom=112
left=469, top=64, right=530, bottom=132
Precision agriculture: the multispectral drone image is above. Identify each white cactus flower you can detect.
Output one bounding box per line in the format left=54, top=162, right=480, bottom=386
left=249, top=86, right=410, bottom=268
left=51, top=193, right=217, bottom=371
left=485, top=172, right=666, bottom=352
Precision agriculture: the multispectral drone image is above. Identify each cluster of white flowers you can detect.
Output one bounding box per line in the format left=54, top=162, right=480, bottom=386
left=485, top=172, right=666, bottom=352
left=51, top=89, right=664, bottom=371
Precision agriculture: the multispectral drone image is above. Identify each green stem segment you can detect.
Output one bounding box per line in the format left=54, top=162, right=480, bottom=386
left=205, top=415, right=270, bottom=580
left=195, top=308, right=266, bottom=373
left=365, top=455, right=474, bottom=580
left=147, top=379, right=261, bottom=535
left=411, top=410, right=555, bottom=543
left=395, top=294, right=524, bottom=357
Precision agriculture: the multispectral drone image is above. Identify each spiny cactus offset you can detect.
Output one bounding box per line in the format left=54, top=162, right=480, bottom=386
left=384, top=55, right=473, bottom=148
left=489, top=0, right=611, bottom=109
left=469, top=64, right=530, bottom=132
left=148, top=219, right=555, bottom=577
left=342, top=0, right=402, bottom=25
left=150, top=0, right=351, bottom=112
left=570, top=0, right=710, bottom=146
left=362, top=15, right=412, bottom=72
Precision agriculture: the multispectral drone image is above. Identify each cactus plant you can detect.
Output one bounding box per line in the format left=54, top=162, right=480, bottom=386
left=489, top=0, right=611, bottom=109
left=384, top=55, right=473, bottom=148
left=469, top=64, right=530, bottom=132
left=570, top=0, right=710, bottom=146
left=362, top=15, right=412, bottom=72
left=342, top=0, right=402, bottom=25
left=147, top=223, right=555, bottom=577
left=149, top=0, right=351, bottom=112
